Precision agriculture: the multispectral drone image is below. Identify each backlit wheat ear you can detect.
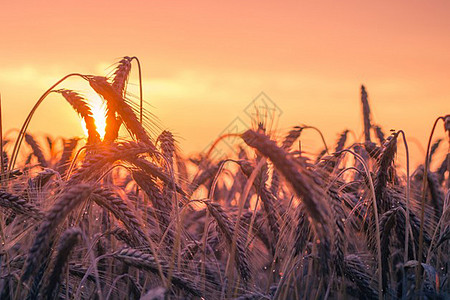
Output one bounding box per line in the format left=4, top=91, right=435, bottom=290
left=129, top=156, right=187, bottom=196
left=361, top=85, right=372, bottom=144
left=91, top=187, right=149, bottom=246
left=282, top=126, right=303, bottom=150
left=53, top=89, right=101, bottom=144
left=158, top=130, right=175, bottom=170
left=67, top=141, right=152, bottom=184
left=335, top=129, right=349, bottom=152
left=374, top=132, right=398, bottom=212
left=429, top=138, right=442, bottom=161
left=111, top=56, right=132, bottom=96
left=328, top=186, right=346, bottom=277
left=373, top=125, right=385, bottom=143
left=24, top=133, right=48, bottom=167
left=56, top=138, right=79, bottom=175
left=238, top=160, right=280, bottom=242
left=103, top=57, right=132, bottom=142
left=241, top=130, right=331, bottom=240
left=241, top=129, right=332, bottom=275
left=158, top=130, right=176, bottom=205
left=87, top=76, right=154, bottom=147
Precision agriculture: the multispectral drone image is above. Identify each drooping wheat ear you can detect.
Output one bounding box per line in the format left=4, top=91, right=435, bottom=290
left=22, top=184, right=93, bottom=281
left=114, top=248, right=203, bottom=297
left=429, top=138, right=442, bottom=161
left=132, top=171, right=172, bottom=235
left=374, top=132, right=398, bottom=212
left=437, top=153, right=449, bottom=185
left=379, top=207, right=401, bottom=293
left=241, top=130, right=331, bottom=246
left=335, top=129, right=349, bottom=152
left=204, top=200, right=251, bottom=282
left=240, top=210, right=272, bottom=250
left=110, top=227, right=139, bottom=248
left=361, top=85, right=372, bottom=143
left=181, top=242, right=200, bottom=260
left=91, top=186, right=148, bottom=246
left=27, top=168, right=58, bottom=190
left=56, top=138, right=78, bottom=175
left=293, top=205, right=311, bottom=256
left=68, top=141, right=152, bottom=184
left=158, top=130, right=176, bottom=202
left=238, top=160, right=280, bottom=242
left=8, top=73, right=85, bottom=172
left=328, top=186, right=346, bottom=277
left=344, top=255, right=379, bottom=300
left=87, top=76, right=154, bottom=146
left=54, top=89, right=101, bottom=144
left=393, top=192, right=432, bottom=250
left=0, top=190, right=43, bottom=219
left=282, top=126, right=303, bottom=150
left=23, top=168, right=58, bottom=201
left=42, top=227, right=81, bottom=300
left=129, top=156, right=187, bottom=196
left=67, top=263, right=96, bottom=282
left=24, top=133, right=48, bottom=167
left=427, top=171, right=444, bottom=220
left=26, top=261, right=49, bottom=300
left=373, top=125, right=385, bottom=143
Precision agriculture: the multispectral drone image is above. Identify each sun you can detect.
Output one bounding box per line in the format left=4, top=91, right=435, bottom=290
left=80, top=92, right=107, bottom=140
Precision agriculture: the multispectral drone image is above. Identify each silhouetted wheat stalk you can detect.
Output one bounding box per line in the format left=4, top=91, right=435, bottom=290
left=0, top=57, right=447, bottom=299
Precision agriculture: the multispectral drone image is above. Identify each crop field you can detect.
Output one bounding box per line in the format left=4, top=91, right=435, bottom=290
left=0, top=57, right=448, bottom=299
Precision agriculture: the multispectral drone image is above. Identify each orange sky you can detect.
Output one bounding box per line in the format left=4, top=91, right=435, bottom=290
left=1, top=1, right=449, bottom=166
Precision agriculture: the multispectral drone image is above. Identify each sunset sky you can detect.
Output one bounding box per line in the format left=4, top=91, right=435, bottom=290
left=1, top=1, right=449, bottom=165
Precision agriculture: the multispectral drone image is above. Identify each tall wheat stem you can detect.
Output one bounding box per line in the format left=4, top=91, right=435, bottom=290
left=416, top=116, right=445, bottom=292
left=338, top=149, right=383, bottom=300
left=397, top=130, right=411, bottom=299
left=9, top=73, right=85, bottom=172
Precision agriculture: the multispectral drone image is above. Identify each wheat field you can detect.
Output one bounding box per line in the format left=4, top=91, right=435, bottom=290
left=0, top=57, right=448, bottom=299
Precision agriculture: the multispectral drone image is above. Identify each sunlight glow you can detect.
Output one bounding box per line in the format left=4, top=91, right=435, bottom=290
left=81, top=92, right=107, bottom=140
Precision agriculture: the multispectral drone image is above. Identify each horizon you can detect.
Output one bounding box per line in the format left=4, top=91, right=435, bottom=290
left=1, top=1, right=449, bottom=166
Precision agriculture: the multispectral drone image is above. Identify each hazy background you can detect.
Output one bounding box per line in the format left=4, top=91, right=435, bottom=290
left=1, top=1, right=449, bottom=166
